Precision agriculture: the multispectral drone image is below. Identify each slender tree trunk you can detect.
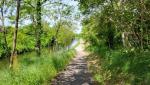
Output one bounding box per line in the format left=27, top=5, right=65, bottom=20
left=35, top=0, right=42, bottom=55
left=140, top=0, right=145, bottom=49
left=54, top=23, right=60, bottom=49
left=0, top=0, right=9, bottom=57
left=10, top=0, right=21, bottom=68
left=146, top=28, right=149, bottom=47
left=53, top=4, right=63, bottom=50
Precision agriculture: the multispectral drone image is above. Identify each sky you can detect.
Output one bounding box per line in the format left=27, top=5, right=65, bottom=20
left=63, top=0, right=82, bottom=33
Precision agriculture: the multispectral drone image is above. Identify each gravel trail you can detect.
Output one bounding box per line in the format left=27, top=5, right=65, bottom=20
left=51, top=42, right=94, bottom=85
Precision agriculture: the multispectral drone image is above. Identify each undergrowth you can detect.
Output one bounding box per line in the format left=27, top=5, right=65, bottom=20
left=0, top=49, right=75, bottom=85
left=87, top=46, right=150, bottom=85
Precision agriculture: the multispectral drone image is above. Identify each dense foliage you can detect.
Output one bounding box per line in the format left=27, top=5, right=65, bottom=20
left=0, top=0, right=76, bottom=58
left=0, top=23, right=75, bottom=58
left=79, top=0, right=150, bottom=84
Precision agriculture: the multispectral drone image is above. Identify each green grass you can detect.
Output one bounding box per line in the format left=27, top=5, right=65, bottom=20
left=0, top=49, right=75, bottom=85
left=87, top=45, right=150, bottom=85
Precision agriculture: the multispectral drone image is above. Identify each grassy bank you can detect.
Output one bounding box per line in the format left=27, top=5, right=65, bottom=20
left=0, top=49, right=75, bottom=85
left=87, top=46, right=150, bottom=85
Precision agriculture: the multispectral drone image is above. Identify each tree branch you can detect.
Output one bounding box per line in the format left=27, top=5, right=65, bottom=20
left=24, top=1, right=35, bottom=9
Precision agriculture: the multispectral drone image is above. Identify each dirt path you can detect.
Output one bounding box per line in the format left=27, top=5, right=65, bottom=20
left=51, top=42, right=94, bottom=85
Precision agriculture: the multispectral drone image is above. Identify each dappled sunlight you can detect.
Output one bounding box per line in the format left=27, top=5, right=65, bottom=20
left=51, top=43, right=93, bottom=85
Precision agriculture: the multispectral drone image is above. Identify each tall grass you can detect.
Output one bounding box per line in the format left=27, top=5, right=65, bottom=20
left=87, top=45, right=150, bottom=85
left=0, top=49, right=75, bottom=85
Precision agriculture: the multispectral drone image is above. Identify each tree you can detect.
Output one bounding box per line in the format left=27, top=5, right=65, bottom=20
left=35, top=0, right=42, bottom=55
left=23, top=0, right=47, bottom=55
left=46, top=1, right=74, bottom=49
left=10, top=0, right=21, bottom=68
left=0, top=0, right=9, bottom=57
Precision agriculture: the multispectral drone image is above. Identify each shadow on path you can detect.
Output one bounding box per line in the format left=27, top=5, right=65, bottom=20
left=51, top=42, right=94, bottom=85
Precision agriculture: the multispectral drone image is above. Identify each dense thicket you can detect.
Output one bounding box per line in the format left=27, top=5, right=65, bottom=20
left=79, top=0, right=150, bottom=84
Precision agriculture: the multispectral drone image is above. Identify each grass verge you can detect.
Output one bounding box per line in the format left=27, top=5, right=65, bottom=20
left=87, top=46, right=150, bottom=85
left=0, top=49, right=75, bottom=85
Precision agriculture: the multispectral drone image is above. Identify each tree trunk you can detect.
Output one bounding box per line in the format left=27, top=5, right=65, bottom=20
left=35, top=0, right=42, bottom=55
left=107, top=22, right=114, bottom=49
left=53, top=4, right=63, bottom=50
left=10, top=0, right=21, bottom=68
left=140, top=0, right=145, bottom=49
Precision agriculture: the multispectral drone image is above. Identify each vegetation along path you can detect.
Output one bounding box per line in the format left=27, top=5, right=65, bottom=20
left=51, top=42, right=94, bottom=85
